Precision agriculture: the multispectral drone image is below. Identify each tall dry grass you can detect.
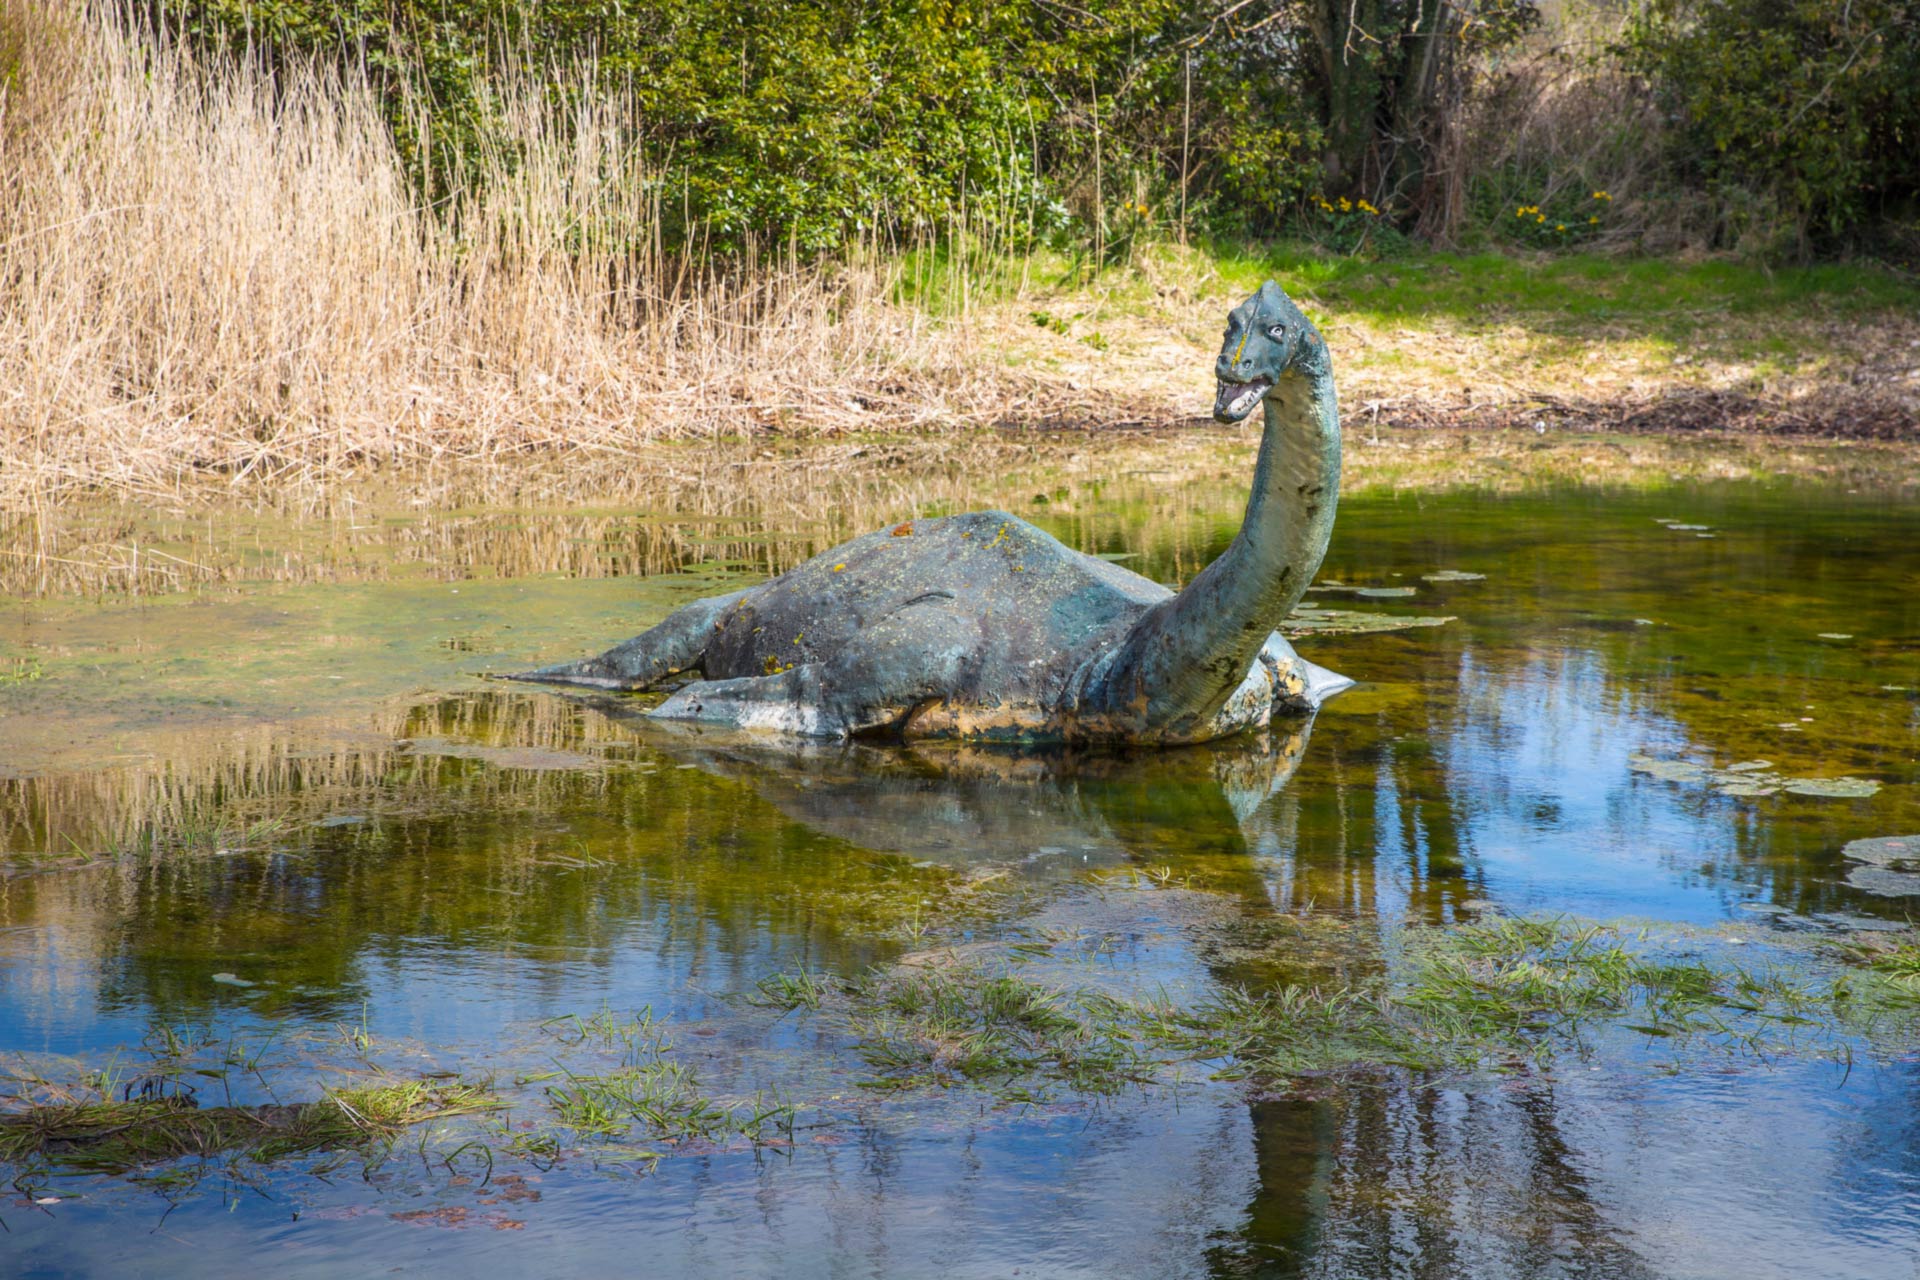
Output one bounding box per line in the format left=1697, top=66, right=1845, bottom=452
left=0, top=3, right=1038, bottom=504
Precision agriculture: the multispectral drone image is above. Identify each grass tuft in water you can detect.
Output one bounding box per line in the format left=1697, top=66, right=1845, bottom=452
left=0, top=1074, right=500, bottom=1175
left=750, top=969, right=835, bottom=1013
left=541, top=1060, right=793, bottom=1146
left=844, top=967, right=1152, bottom=1096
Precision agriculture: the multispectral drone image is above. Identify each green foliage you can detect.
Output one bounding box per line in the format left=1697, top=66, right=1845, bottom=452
left=1620, top=0, right=1920, bottom=247
left=141, top=0, right=1502, bottom=252
left=134, top=0, right=1920, bottom=258
left=150, top=0, right=1190, bottom=252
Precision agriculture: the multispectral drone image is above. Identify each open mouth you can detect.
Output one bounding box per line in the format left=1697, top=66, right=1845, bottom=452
left=1213, top=374, right=1274, bottom=423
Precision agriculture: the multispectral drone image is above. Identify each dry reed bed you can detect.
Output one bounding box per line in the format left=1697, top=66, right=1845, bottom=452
left=0, top=6, right=1076, bottom=506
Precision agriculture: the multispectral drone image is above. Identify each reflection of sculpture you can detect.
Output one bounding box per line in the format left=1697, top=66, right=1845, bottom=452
left=597, top=700, right=1319, bottom=872
left=518, top=282, right=1349, bottom=745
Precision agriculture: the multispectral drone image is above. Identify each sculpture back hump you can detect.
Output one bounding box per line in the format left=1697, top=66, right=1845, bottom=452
left=703, top=511, right=1167, bottom=700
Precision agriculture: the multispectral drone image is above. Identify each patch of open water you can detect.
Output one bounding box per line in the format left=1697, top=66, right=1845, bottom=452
left=1, top=471, right=1917, bottom=1277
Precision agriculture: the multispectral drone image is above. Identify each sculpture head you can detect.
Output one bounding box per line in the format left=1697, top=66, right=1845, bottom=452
left=1213, top=280, right=1323, bottom=423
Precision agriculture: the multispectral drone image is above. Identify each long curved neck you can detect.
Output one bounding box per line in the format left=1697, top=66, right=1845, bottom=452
left=1086, top=358, right=1340, bottom=740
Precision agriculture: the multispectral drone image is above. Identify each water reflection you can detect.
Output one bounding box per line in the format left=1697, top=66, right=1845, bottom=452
left=594, top=699, right=1319, bottom=869
left=3, top=477, right=1919, bottom=1276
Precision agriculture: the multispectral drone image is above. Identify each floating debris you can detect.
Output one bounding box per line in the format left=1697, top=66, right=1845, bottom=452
left=1421, top=570, right=1486, bottom=583
left=1306, top=584, right=1419, bottom=599
left=1847, top=866, right=1920, bottom=897
left=1629, top=753, right=1880, bottom=800
left=1843, top=835, right=1920, bottom=897
left=1669, top=524, right=1711, bottom=532
left=1843, top=835, right=1920, bottom=870
left=1283, top=608, right=1455, bottom=637
left=1816, top=633, right=1853, bottom=641
left=1781, top=778, right=1880, bottom=798
left=1735, top=902, right=1791, bottom=914
left=1812, top=913, right=1909, bottom=932
left=1628, top=756, right=1707, bottom=784
left=211, top=972, right=256, bottom=987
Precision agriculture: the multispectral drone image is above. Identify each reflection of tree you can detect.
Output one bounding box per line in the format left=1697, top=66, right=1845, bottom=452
left=0, top=685, right=1663, bottom=1271
left=605, top=704, right=1656, bottom=1276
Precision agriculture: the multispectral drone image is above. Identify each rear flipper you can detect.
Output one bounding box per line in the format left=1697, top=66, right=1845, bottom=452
left=1261, top=632, right=1353, bottom=716
left=512, top=588, right=754, bottom=691
left=651, top=663, right=843, bottom=736
left=650, top=606, right=983, bottom=738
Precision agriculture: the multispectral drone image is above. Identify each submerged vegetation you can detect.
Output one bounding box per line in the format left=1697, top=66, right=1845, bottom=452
left=0, top=1071, right=500, bottom=1176
left=12, top=911, right=1918, bottom=1190
left=751, top=915, right=1920, bottom=1103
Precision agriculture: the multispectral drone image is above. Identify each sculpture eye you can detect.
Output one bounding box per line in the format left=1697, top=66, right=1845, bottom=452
left=1268, top=324, right=1287, bottom=339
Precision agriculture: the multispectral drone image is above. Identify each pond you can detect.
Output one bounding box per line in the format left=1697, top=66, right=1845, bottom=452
left=2, top=441, right=1918, bottom=1278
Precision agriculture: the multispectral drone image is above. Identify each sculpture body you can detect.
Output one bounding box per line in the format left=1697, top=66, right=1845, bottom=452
left=516, top=281, right=1350, bottom=744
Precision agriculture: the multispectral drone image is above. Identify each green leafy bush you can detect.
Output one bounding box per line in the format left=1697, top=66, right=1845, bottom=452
left=1620, top=0, right=1920, bottom=249
left=151, top=0, right=1198, bottom=252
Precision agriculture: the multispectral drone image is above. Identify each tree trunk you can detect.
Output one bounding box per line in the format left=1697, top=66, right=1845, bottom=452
left=1309, top=0, right=1384, bottom=195
left=1386, top=0, right=1449, bottom=205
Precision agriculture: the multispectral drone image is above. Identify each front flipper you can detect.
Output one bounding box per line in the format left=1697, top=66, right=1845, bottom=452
left=513, top=588, right=754, bottom=690
left=1261, top=632, right=1352, bottom=715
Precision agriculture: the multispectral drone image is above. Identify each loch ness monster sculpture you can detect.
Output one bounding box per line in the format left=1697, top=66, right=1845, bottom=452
left=514, top=280, right=1351, bottom=744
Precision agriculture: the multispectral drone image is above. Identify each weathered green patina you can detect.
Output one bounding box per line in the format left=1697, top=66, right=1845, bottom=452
left=515, top=282, right=1348, bottom=743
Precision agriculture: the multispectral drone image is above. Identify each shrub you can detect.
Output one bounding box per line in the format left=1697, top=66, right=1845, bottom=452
left=1620, top=0, right=1920, bottom=250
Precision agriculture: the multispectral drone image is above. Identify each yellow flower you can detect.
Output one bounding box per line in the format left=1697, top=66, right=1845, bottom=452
left=1358, top=199, right=1378, bottom=214
left=1592, top=190, right=1611, bottom=201
left=1338, top=197, right=1352, bottom=211
left=1588, top=215, right=1600, bottom=224
left=1556, top=223, right=1566, bottom=231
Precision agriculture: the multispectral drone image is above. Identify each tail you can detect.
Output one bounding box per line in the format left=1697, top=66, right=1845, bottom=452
left=511, top=587, right=754, bottom=691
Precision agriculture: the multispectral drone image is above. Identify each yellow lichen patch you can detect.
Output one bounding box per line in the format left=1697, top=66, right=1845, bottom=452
left=891, top=522, right=915, bottom=537
left=900, top=698, right=1055, bottom=740
left=832, top=563, right=846, bottom=572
